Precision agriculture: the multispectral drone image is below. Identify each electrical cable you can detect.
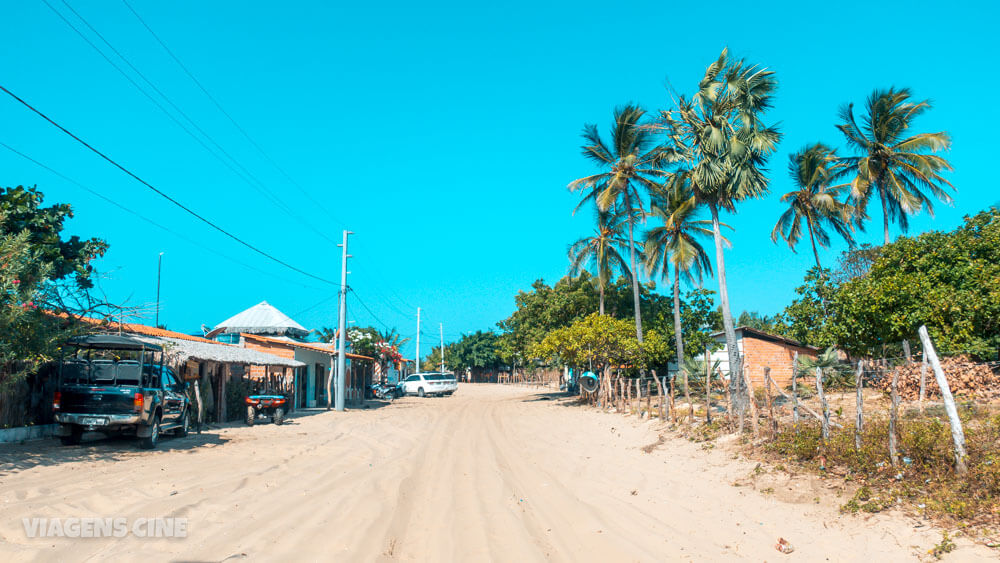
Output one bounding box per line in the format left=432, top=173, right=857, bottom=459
left=0, top=139, right=325, bottom=291
left=0, top=83, right=336, bottom=285
left=120, top=0, right=343, bottom=225
left=47, top=0, right=340, bottom=246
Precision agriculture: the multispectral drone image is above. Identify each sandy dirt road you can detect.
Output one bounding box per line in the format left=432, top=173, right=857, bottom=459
left=0, top=384, right=993, bottom=562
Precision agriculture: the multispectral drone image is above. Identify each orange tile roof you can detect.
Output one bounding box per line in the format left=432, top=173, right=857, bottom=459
left=75, top=316, right=229, bottom=345
left=240, top=333, right=374, bottom=361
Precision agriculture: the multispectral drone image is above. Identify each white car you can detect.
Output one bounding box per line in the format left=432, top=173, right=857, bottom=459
left=400, top=372, right=457, bottom=397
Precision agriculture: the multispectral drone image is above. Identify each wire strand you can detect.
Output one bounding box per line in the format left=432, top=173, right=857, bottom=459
left=0, top=83, right=336, bottom=285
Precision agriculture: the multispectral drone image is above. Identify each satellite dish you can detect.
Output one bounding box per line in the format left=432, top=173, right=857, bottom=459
left=579, top=371, right=599, bottom=393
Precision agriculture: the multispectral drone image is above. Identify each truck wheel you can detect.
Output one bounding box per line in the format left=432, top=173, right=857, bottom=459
left=175, top=409, right=189, bottom=437
left=272, top=408, right=285, bottom=426
left=139, top=415, right=161, bottom=449
left=60, top=426, right=82, bottom=446
left=246, top=405, right=255, bottom=426
left=417, top=387, right=425, bottom=398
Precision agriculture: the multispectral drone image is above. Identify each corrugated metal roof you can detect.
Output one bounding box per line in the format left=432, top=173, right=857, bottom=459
left=212, top=301, right=309, bottom=337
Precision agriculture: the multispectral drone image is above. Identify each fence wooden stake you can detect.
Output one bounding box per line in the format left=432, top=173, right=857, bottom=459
left=791, top=352, right=799, bottom=427
left=743, top=366, right=760, bottom=439
left=919, top=353, right=928, bottom=414
left=854, top=360, right=864, bottom=451
left=635, top=378, right=641, bottom=415
left=918, top=325, right=968, bottom=474
left=669, top=375, right=676, bottom=423
left=646, top=380, right=651, bottom=418
left=764, top=367, right=776, bottom=439
left=764, top=373, right=843, bottom=429
left=705, top=349, right=712, bottom=424
left=815, top=366, right=830, bottom=441
left=902, top=339, right=912, bottom=363
left=653, top=370, right=665, bottom=420
left=719, top=367, right=731, bottom=427
left=889, top=366, right=900, bottom=467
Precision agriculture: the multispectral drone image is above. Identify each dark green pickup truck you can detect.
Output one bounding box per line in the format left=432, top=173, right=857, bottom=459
left=54, top=334, right=191, bottom=449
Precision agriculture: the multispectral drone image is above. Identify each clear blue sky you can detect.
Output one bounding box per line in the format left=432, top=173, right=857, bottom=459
left=2, top=1, right=995, bottom=360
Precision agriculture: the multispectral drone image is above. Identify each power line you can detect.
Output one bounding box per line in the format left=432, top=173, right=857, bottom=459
left=120, top=0, right=342, bottom=224
left=47, top=0, right=340, bottom=247
left=347, top=287, right=393, bottom=331
left=0, top=139, right=326, bottom=292
left=0, top=84, right=336, bottom=286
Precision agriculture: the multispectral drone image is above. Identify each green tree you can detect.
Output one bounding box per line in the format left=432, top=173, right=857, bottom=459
left=0, top=186, right=107, bottom=288
left=837, top=88, right=954, bottom=245
left=772, top=144, right=855, bottom=269
left=345, top=326, right=382, bottom=357
left=679, top=288, right=724, bottom=359
left=568, top=206, right=632, bottom=315
left=658, top=48, right=782, bottom=421
left=0, top=186, right=109, bottom=390
left=447, top=331, right=502, bottom=375
left=569, top=104, right=667, bottom=343
left=780, top=268, right=839, bottom=349
left=830, top=209, right=1000, bottom=357
left=643, top=179, right=716, bottom=369
left=532, top=313, right=666, bottom=374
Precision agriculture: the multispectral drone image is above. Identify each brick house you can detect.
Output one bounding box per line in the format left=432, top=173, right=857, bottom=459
left=709, top=327, right=819, bottom=389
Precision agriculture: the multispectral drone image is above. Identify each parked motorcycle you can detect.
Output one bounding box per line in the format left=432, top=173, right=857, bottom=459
left=370, top=382, right=397, bottom=402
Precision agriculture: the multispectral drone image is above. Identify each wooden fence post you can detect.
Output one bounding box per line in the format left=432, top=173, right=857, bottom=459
left=918, top=325, right=968, bottom=474
left=704, top=349, right=712, bottom=424
left=669, top=375, right=676, bottom=423
left=645, top=380, right=651, bottom=418
left=919, top=353, right=928, bottom=414
left=815, top=366, right=830, bottom=441
left=889, top=366, right=900, bottom=467
left=743, top=367, right=760, bottom=439
left=902, top=340, right=912, bottom=363
left=764, top=367, right=776, bottom=439
left=854, top=360, right=864, bottom=451
left=791, top=352, right=799, bottom=427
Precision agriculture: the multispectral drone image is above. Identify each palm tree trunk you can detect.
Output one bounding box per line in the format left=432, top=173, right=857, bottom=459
left=709, top=202, right=746, bottom=429
left=672, top=262, right=685, bottom=362
left=879, top=186, right=890, bottom=245
left=624, top=202, right=644, bottom=343
left=807, top=218, right=822, bottom=271
left=599, top=282, right=605, bottom=316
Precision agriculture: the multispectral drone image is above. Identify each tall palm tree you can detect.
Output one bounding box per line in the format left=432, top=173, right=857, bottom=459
left=771, top=143, right=855, bottom=269
left=569, top=206, right=632, bottom=315
left=836, top=88, right=954, bottom=245
left=569, top=105, right=666, bottom=342
left=657, top=48, right=782, bottom=426
left=643, top=179, right=718, bottom=370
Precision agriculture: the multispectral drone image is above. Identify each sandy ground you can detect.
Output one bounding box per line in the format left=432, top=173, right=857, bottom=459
left=0, top=384, right=994, bottom=562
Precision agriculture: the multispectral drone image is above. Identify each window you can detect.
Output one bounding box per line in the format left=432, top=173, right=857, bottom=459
left=405, top=375, right=419, bottom=382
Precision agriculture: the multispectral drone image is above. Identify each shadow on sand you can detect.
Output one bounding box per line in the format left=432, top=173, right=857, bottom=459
left=0, top=430, right=229, bottom=476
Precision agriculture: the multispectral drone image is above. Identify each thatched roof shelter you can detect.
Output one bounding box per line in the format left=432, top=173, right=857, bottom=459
left=132, top=335, right=304, bottom=368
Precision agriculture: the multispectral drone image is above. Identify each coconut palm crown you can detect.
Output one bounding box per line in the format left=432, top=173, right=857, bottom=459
left=568, top=206, right=633, bottom=316
left=772, top=143, right=855, bottom=269
left=569, top=104, right=666, bottom=342
left=644, top=178, right=720, bottom=365
left=836, top=87, right=954, bottom=245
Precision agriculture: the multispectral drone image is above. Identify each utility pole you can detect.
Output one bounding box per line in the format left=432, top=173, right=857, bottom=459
left=335, top=230, right=353, bottom=412
left=415, top=307, right=421, bottom=372
left=155, top=252, right=164, bottom=327
left=440, top=323, right=445, bottom=373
